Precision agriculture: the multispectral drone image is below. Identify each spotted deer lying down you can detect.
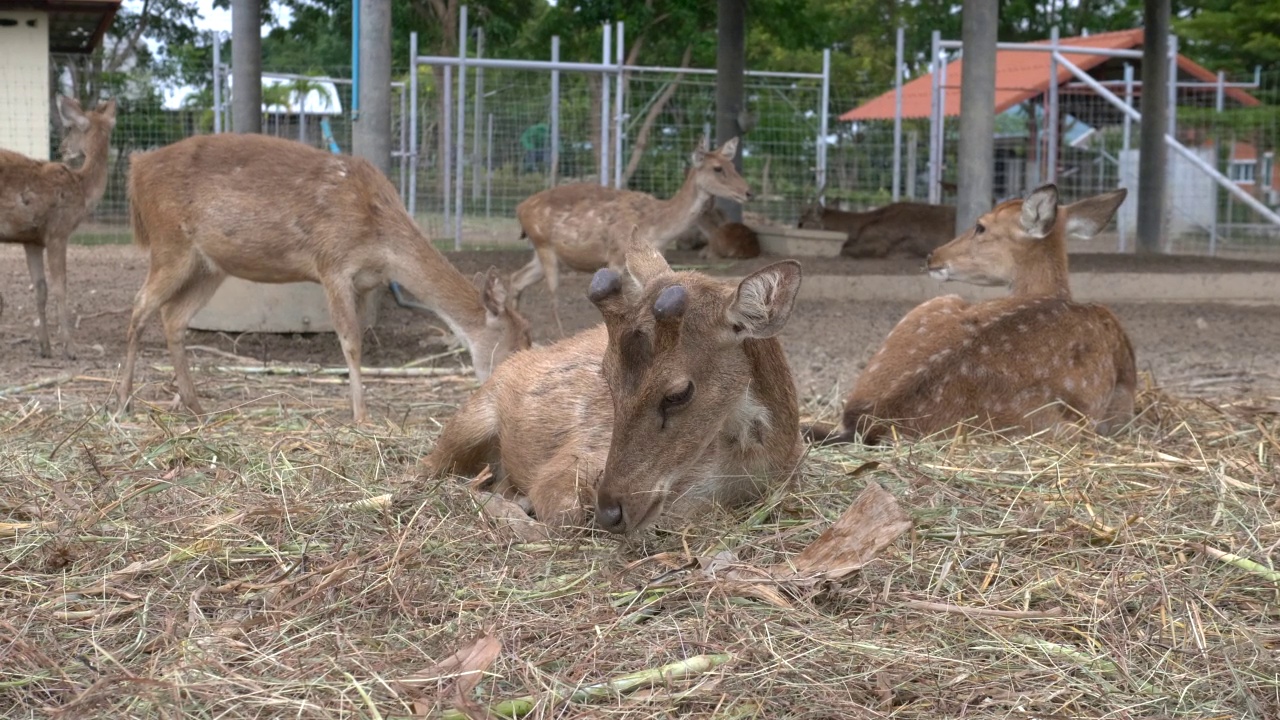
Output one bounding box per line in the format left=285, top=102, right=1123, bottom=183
left=423, top=236, right=804, bottom=534
left=809, top=185, right=1134, bottom=444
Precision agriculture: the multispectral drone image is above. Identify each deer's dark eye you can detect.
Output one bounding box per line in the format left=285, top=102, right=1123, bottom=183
left=975, top=223, right=986, bottom=235
left=659, top=381, right=695, bottom=428
left=713, top=166, right=724, bottom=174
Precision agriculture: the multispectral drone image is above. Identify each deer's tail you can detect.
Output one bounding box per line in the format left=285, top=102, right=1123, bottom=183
left=126, top=166, right=150, bottom=250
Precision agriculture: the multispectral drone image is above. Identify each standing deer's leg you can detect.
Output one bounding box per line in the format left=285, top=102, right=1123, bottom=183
left=119, top=271, right=173, bottom=414
left=533, top=243, right=564, bottom=336
left=509, top=253, right=545, bottom=307
left=23, top=244, right=50, bottom=358
left=45, top=235, right=74, bottom=359
left=320, top=279, right=368, bottom=424
left=158, top=268, right=226, bottom=417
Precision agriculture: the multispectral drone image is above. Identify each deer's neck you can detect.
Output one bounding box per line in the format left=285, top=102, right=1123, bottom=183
left=651, top=174, right=712, bottom=249
left=742, top=338, right=801, bottom=465
left=396, top=229, right=490, bottom=348
left=1011, top=237, right=1072, bottom=300
left=73, top=128, right=112, bottom=208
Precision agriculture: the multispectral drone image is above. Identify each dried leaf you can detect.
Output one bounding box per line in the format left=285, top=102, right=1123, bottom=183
left=394, top=633, right=502, bottom=699
left=775, top=481, right=911, bottom=584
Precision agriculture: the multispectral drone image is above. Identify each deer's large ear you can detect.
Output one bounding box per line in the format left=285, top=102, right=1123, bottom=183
left=717, top=136, right=739, bottom=161
left=56, top=95, right=89, bottom=131
left=1064, top=188, right=1126, bottom=239
left=96, top=98, right=118, bottom=127
left=726, top=260, right=802, bottom=340
left=1020, top=184, right=1059, bottom=239
left=690, top=135, right=710, bottom=164
left=480, top=266, right=508, bottom=318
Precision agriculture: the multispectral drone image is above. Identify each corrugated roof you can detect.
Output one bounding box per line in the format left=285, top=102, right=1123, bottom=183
left=840, top=28, right=1259, bottom=122
left=0, top=0, right=121, bottom=53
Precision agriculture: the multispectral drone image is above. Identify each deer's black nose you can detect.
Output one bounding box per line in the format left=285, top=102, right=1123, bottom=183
left=595, top=497, right=625, bottom=533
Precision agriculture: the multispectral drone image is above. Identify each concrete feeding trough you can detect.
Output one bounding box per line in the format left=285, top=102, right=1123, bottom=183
left=751, top=225, right=846, bottom=258
left=190, top=279, right=380, bottom=334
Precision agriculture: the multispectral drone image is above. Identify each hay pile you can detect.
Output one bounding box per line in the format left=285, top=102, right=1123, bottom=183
left=1, top=374, right=1278, bottom=718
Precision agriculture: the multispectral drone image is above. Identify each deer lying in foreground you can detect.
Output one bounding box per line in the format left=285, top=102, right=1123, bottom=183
left=0, top=96, right=117, bottom=358
left=511, top=137, right=751, bottom=332
left=808, top=185, right=1134, bottom=444
left=798, top=201, right=956, bottom=258
left=423, top=233, right=804, bottom=534
left=118, top=134, right=531, bottom=423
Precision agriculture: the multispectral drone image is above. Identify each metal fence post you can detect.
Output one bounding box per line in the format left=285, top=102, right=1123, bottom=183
left=1211, top=69, right=1224, bottom=255
left=408, top=31, right=418, bottom=219
left=486, top=112, right=494, bottom=218
left=471, top=26, right=484, bottom=203
left=818, top=48, right=831, bottom=198
left=929, top=30, right=941, bottom=205
left=892, top=26, right=903, bottom=202
left=454, top=4, right=468, bottom=249
left=1047, top=26, right=1059, bottom=184
left=212, top=31, right=222, bottom=134
left=443, top=64, right=452, bottom=239
left=614, top=21, right=625, bottom=189
left=550, top=36, right=561, bottom=187
left=1120, top=62, right=1133, bottom=252
left=600, top=23, right=612, bottom=186
left=399, top=85, right=408, bottom=200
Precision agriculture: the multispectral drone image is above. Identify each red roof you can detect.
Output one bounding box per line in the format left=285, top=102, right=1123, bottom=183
left=841, top=28, right=1260, bottom=122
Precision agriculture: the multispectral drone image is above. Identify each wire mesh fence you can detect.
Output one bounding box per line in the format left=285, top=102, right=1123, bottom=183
left=5, top=42, right=1277, bottom=259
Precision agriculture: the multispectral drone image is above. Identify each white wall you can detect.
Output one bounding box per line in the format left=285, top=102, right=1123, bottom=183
left=0, top=10, right=50, bottom=160
left=1118, top=145, right=1216, bottom=239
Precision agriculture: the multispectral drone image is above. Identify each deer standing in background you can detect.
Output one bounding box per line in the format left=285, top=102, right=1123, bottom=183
left=798, top=201, right=956, bottom=258
left=118, top=134, right=531, bottom=424
left=809, top=185, right=1134, bottom=444
left=0, top=96, right=117, bottom=358
left=511, top=137, right=751, bottom=333
left=423, top=234, right=804, bottom=535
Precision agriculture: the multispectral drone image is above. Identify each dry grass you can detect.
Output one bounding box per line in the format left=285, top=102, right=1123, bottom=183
left=2, top=371, right=1279, bottom=719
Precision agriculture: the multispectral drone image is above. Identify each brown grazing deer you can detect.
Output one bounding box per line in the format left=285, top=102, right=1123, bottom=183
left=798, top=201, right=956, bottom=258
left=423, top=234, right=804, bottom=534
left=117, top=134, right=531, bottom=424
left=809, top=185, right=1134, bottom=445
left=701, top=221, right=761, bottom=259
left=0, top=96, right=117, bottom=358
left=510, top=137, right=751, bottom=332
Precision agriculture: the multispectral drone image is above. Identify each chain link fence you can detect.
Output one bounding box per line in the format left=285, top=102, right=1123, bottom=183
left=9, top=40, right=1277, bottom=259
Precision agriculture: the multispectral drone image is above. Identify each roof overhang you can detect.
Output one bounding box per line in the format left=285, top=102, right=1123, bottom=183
left=1, top=0, right=121, bottom=53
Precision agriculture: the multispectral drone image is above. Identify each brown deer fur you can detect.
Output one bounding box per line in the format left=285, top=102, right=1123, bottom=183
left=798, top=201, right=956, bottom=258
left=510, top=137, right=751, bottom=332
left=118, top=134, right=530, bottom=423
left=702, top=221, right=760, bottom=259
left=0, top=96, right=117, bottom=357
left=423, top=236, right=804, bottom=535
left=811, top=185, right=1134, bottom=444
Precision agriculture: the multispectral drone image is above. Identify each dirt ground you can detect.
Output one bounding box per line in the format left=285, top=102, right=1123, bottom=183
left=3, top=243, right=1280, bottom=418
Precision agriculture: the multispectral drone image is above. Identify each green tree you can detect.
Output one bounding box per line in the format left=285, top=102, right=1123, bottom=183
left=1176, top=0, right=1280, bottom=77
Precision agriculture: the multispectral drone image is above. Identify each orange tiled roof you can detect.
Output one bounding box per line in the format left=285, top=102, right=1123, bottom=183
left=840, top=28, right=1259, bottom=122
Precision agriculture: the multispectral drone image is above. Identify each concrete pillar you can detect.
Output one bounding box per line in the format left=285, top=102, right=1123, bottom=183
left=230, top=0, right=261, bottom=133
left=715, top=0, right=746, bottom=223
left=956, top=0, right=997, bottom=234
left=1137, top=0, right=1170, bottom=254
left=353, top=0, right=392, bottom=176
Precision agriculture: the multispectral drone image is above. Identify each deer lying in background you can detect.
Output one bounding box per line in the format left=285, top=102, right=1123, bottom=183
left=118, top=134, right=531, bottom=424
left=511, top=137, right=751, bottom=332
left=808, top=185, right=1133, bottom=444
left=0, top=96, right=117, bottom=358
left=798, top=201, right=956, bottom=258
left=423, top=233, right=804, bottom=534
left=701, top=221, right=761, bottom=259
